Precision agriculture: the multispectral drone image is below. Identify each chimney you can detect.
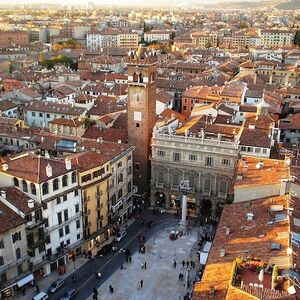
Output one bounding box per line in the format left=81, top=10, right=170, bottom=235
left=1, top=190, right=6, bottom=199
left=46, top=164, right=52, bottom=177
left=65, top=158, right=71, bottom=170
left=27, top=198, right=34, bottom=209
left=117, top=139, right=122, bottom=144
left=2, top=164, right=8, bottom=171
left=280, top=179, right=288, bottom=196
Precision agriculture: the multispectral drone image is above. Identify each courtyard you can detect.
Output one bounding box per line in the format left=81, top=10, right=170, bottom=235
left=88, top=223, right=201, bottom=300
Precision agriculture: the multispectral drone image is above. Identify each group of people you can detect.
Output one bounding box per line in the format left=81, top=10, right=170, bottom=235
left=137, top=279, right=144, bottom=290
left=182, top=260, right=195, bottom=269
left=141, top=261, right=147, bottom=269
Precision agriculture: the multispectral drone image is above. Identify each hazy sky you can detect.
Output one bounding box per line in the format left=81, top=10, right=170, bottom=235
left=0, top=0, right=266, bottom=4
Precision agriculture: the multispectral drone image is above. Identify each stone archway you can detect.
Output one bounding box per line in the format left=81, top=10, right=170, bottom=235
left=200, top=198, right=212, bottom=216
left=155, top=192, right=166, bottom=207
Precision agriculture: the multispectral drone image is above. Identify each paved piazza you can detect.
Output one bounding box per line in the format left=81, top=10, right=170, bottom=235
left=89, top=224, right=200, bottom=300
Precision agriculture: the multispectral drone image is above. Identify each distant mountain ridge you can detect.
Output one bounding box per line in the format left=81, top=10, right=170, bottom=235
left=276, top=0, right=300, bottom=9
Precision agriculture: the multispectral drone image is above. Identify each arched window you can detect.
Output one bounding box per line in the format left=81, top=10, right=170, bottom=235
left=30, top=183, right=36, bottom=195
left=139, top=73, right=143, bottom=83
left=16, top=248, right=21, bottom=259
left=42, top=182, right=49, bottom=195
left=13, top=177, right=19, bottom=187
left=71, top=172, right=76, bottom=184
left=52, top=179, right=59, bottom=191
left=157, top=172, right=164, bottom=183
left=62, top=175, right=68, bottom=187
left=22, top=180, right=28, bottom=193
left=172, top=173, right=180, bottom=185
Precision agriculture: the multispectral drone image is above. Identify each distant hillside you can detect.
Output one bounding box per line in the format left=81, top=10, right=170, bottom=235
left=205, top=0, right=271, bottom=9
left=276, top=0, right=300, bottom=9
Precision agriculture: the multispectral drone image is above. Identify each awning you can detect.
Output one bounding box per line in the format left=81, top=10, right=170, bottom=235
left=202, top=241, right=212, bottom=253
left=17, top=274, right=34, bottom=288
left=199, top=252, right=209, bottom=265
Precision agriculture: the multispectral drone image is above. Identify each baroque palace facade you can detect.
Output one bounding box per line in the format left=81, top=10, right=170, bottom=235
left=150, top=122, right=240, bottom=217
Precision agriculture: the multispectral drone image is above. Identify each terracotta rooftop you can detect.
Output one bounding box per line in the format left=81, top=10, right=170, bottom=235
left=0, top=186, right=40, bottom=214
left=193, top=195, right=291, bottom=300
left=234, top=156, right=289, bottom=188
left=23, top=101, right=86, bottom=116
left=0, top=153, right=78, bottom=183
left=0, top=201, right=25, bottom=234
left=280, top=114, right=300, bottom=130
left=49, top=118, right=84, bottom=127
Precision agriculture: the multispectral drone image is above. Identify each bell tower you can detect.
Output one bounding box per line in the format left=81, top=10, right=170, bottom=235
left=127, top=47, right=157, bottom=199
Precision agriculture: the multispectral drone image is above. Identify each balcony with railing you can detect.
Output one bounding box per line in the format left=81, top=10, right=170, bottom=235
left=111, top=185, right=137, bottom=213
left=83, top=209, right=91, bottom=216
left=26, top=218, right=46, bottom=231
left=153, top=131, right=239, bottom=149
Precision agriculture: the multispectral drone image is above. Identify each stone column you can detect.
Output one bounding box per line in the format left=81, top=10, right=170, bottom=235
left=181, top=193, right=187, bottom=223
left=179, top=192, right=188, bottom=231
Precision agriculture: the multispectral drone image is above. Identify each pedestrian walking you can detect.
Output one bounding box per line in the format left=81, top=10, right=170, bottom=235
left=141, top=261, right=144, bottom=269
left=144, top=261, right=147, bottom=269
left=182, top=260, right=185, bottom=268
left=140, top=279, right=144, bottom=288
left=190, top=260, right=193, bottom=268
left=35, top=285, right=40, bottom=293
left=93, top=288, right=98, bottom=295
left=178, top=273, right=181, bottom=280
left=173, top=259, right=177, bottom=268
left=129, top=256, right=132, bottom=263
left=186, top=261, right=189, bottom=268
left=109, top=285, right=114, bottom=293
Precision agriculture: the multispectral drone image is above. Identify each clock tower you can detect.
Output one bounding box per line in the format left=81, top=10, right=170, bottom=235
left=127, top=47, right=157, bottom=199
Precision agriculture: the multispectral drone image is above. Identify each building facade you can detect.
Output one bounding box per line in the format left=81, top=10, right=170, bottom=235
left=150, top=124, right=240, bottom=217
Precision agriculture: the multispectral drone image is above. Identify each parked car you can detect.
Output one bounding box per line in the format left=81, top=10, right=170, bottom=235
left=96, top=243, right=114, bottom=256
left=61, top=288, right=77, bottom=300
left=32, top=292, right=49, bottom=300
left=115, top=230, right=127, bottom=242
left=48, top=278, right=65, bottom=294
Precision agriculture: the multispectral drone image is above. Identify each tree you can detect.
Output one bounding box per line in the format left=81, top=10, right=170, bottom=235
left=295, top=30, right=300, bottom=46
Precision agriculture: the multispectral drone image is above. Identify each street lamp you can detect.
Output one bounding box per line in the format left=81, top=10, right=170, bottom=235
left=179, top=180, right=190, bottom=232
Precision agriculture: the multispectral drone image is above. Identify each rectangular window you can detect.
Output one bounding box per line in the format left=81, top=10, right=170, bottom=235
left=173, top=152, right=180, bottom=162
left=17, top=264, right=23, bottom=275
left=0, top=240, right=4, bottom=248
left=135, top=163, right=140, bottom=171
left=39, top=113, right=43, bottom=117
left=65, top=225, right=70, bottom=235
left=222, top=159, right=230, bottom=165
left=59, top=228, right=64, bottom=238
left=57, top=197, right=61, bottom=205
left=189, top=154, right=197, bottom=161
left=205, top=157, right=213, bottom=166
left=74, top=189, right=78, bottom=197
left=75, top=204, right=79, bottom=213
left=32, top=112, right=36, bottom=117
left=46, top=114, right=50, bottom=118
left=158, top=150, right=165, bottom=156
left=63, top=195, right=67, bottom=202
left=0, top=256, right=4, bottom=266
left=77, top=234, right=80, bottom=240
left=76, top=220, right=80, bottom=229
left=57, top=212, right=62, bottom=225
left=1, top=272, right=7, bottom=283
left=64, top=209, right=68, bottom=221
